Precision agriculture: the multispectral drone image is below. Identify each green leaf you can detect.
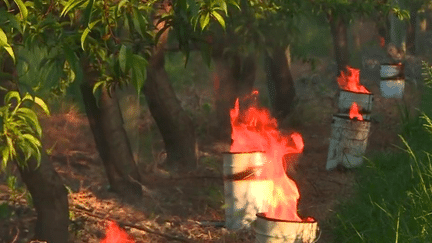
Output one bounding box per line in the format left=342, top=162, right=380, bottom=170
left=81, top=19, right=101, bottom=51
left=33, top=96, right=50, bottom=116
left=22, top=134, right=42, bottom=149
left=212, top=11, right=225, bottom=29
left=4, top=91, right=20, bottom=105
left=61, top=0, right=86, bottom=17
left=0, top=27, right=15, bottom=62
left=92, top=80, right=105, bottom=95
left=82, top=0, right=94, bottom=29
left=132, top=7, right=148, bottom=39
left=130, top=54, right=147, bottom=96
left=2, top=0, right=10, bottom=9
left=119, top=45, right=127, bottom=73
left=16, top=108, right=41, bottom=137
left=13, top=0, right=28, bottom=20
left=199, top=13, right=210, bottom=30
left=1, top=146, right=9, bottom=170
left=63, top=45, right=83, bottom=82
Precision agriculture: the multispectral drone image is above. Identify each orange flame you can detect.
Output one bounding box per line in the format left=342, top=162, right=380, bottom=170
left=100, top=221, right=135, bottom=243
left=349, top=102, right=363, bottom=121
left=230, top=91, right=305, bottom=222
left=337, top=66, right=370, bottom=94
left=379, top=36, right=385, bottom=48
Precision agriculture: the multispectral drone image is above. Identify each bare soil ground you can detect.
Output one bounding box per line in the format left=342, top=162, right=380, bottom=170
left=0, top=52, right=423, bottom=242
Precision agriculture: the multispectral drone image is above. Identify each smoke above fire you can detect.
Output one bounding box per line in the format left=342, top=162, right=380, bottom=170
left=337, top=66, right=371, bottom=94
left=230, top=91, right=306, bottom=222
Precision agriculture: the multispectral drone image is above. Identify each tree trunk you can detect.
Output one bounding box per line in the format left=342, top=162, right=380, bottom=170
left=143, top=13, right=198, bottom=172
left=406, top=8, right=418, bottom=55
left=264, top=45, right=296, bottom=120
left=211, top=36, right=257, bottom=142
left=80, top=60, right=142, bottom=196
left=17, top=152, right=69, bottom=243
left=329, top=15, right=350, bottom=74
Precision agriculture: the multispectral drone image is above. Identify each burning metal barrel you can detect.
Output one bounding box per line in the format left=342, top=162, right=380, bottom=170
left=254, top=213, right=319, bottom=243
left=380, top=63, right=405, bottom=99
left=326, top=114, right=371, bottom=170
left=338, top=90, right=373, bottom=120
left=223, top=152, right=274, bottom=229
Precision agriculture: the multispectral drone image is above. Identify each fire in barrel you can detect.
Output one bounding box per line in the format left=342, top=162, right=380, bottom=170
left=224, top=91, right=318, bottom=242
left=326, top=102, right=371, bottom=170
left=337, top=66, right=373, bottom=119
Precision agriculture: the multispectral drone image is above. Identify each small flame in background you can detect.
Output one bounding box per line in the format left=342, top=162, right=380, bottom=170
left=379, top=36, right=385, bottom=48
left=337, top=66, right=371, bottom=94
left=101, top=221, right=135, bottom=243
left=230, top=91, right=309, bottom=222
left=349, top=102, right=363, bottom=121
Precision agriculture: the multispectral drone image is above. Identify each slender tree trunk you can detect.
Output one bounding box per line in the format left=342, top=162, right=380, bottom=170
left=406, top=8, right=418, bottom=55
left=212, top=53, right=239, bottom=141
left=17, top=152, right=69, bottom=243
left=80, top=60, right=142, bottom=196
left=143, top=8, right=198, bottom=172
left=329, top=14, right=350, bottom=74
left=265, top=45, right=296, bottom=120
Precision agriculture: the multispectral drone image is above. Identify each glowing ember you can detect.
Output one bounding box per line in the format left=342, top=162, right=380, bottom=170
left=349, top=102, right=363, bottom=121
left=100, top=221, right=135, bottom=243
left=337, top=66, right=371, bottom=94
left=230, top=91, right=305, bottom=222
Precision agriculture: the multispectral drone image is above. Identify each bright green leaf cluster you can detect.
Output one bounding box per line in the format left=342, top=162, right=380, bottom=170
left=0, top=91, right=49, bottom=171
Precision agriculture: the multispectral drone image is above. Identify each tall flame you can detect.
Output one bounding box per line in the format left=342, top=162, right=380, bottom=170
left=230, top=91, right=304, bottom=221
left=349, top=102, right=363, bottom=121
left=337, top=66, right=370, bottom=94
left=100, top=221, right=135, bottom=243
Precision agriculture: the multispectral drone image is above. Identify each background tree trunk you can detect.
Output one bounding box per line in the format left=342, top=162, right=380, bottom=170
left=17, top=152, right=69, bottom=243
left=329, top=15, right=350, bottom=74
left=265, top=45, right=296, bottom=120
left=406, top=8, right=418, bottom=55
left=143, top=11, right=198, bottom=172
left=212, top=51, right=239, bottom=142
left=80, top=60, right=142, bottom=196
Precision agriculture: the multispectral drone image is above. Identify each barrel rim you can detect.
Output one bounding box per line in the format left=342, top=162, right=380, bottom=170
left=222, top=151, right=265, bottom=155
left=380, top=62, right=404, bottom=67
left=339, top=89, right=372, bottom=95
left=339, top=89, right=374, bottom=96
left=332, top=113, right=371, bottom=122
left=380, top=78, right=405, bottom=81
left=256, top=213, right=317, bottom=224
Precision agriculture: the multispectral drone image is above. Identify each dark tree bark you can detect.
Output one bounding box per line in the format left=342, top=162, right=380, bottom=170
left=80, top=60, right=142, bottom=196
left=143, top=7, right=198, bottom=172
left=17, top=152, right=69, bottom=243
left=406, top=7, right=418, bottom=55
left=329, top=14, right=350, bottom=75
left=212, top=43, right=257, bottom=141
left=264, top=45, right=296, bottom=120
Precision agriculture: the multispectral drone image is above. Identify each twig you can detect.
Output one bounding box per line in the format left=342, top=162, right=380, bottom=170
left=70, top=206, right=190, bottom=242
left=10, top=226, right=19, bottom=243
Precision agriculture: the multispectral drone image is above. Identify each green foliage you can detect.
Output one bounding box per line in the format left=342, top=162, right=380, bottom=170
left=0, top=27, right=15, bottom=62
left=422, top=61, right=432, bottom=88
left=0, top=91, right=49, bottom=170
